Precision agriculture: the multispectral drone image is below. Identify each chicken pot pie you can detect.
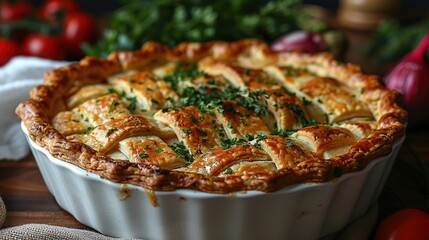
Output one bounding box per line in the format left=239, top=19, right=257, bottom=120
left=16, top=39, right=406, bottom=193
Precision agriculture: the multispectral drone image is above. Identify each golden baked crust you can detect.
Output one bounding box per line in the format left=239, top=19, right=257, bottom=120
left=16, top=39, right=406, bottom=193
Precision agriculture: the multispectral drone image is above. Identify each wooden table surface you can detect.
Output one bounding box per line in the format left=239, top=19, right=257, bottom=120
left=1, top=29, right=429, bottom=234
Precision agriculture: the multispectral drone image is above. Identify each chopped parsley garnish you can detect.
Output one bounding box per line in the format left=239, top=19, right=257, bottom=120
left=128, top=79, right=136, bottom=83
left=274, top=102, right=282, bottom=108
left=139, top=153, right=149, bottom=158
left=302, top=97, right=312, bottom=106
left=108, top=88, right=117, bottom=94
left=169, top=141, right=193, bottom=164
left=218, top=132, right=225, bottom=139
left=183, top=128, right=192, bottom=134
left=286, top=141, right=294, bottom=147
left=164, top=83, right=269, bottom=116
left=252, top=134, right=267, bottom=148
left=190, top=116, right=197, bottom=123
left=84, top=126, right=95, bottom=134
left=243, top=68, right=249, bottom=75
left=126, top=96, right=137, bottom=111
left=276, top=129, right=297, bottom=137
left=196, top=128, right=207, bottom=136
left=163, top=63, right=208, bottom=90
left=105, top=127, right=118, bottom=137
left=324, top=113, right=330, bottom=124
left=207, top=79, right=216, bottom=85
left=224, top=167, right=233, bottom=174
left=284, top=66, right=300, bottom=77
left=154, top=147, right=163, bottom=153
left=109, top=100, right=119, bottom=113
left=220, top=138, right=246, bottom=149
left=72, top=119, right=79, bottom=123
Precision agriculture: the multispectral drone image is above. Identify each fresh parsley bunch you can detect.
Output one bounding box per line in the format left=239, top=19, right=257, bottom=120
left=84, top=0, right=318, bottom=57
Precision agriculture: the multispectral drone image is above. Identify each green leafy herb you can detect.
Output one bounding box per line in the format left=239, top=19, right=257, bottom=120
left=284, top=66, right=300, bottom=77
left=169, top=141, right=194, bottom=164
left=183, top=128, right=192, bottom=134
left=84, top=127, right=95, bottom=134
left=109, top=100, right=119, bottom=113
left=139, top=153, right=149, bottom=158
left=220, top=138, right=246, bottom=149
left=126, top=96, right=137, bottom=111
left=366, top=20, right=429, bottom=65
left=253, top=134, right=267, bottom=148
left=163, top=64, right=208, bottom=91
left=302, top=97, right=312, bottom=106
left=105, top=127, right=118, bottom=137
left=276, top=129, right=297, bottom=137
left=224, top=167, right=233, bottom=174
left=196, top=128, right=207, bottom=136
left=84, top=0, right=323, bottom=57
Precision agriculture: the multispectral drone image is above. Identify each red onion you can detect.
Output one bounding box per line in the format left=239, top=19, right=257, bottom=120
left=271, top=31, right=327, bottom=53
left=384, top=33, right=429, bottom=126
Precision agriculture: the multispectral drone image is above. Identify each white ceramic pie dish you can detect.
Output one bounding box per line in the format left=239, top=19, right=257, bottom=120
left=22, top=122, right=404, bottom=240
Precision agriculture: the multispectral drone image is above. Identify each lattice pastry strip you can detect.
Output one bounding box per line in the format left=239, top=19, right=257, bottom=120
left=199, top=58, right=281, bottom=90
left=292, top=125, right=357, bottom=159
left=51, top=111, right=92, bottom=136
left=52, top=94, right=129, bottom=136
left=259, top=136, right=319, bottom=169
left=154, top=106, right=227, bottom=158
left=66, top=84, right=113, bottom=109
left=119, top=136, right=187, bottom=169
left=298, top=77, right=373, bottom=123
left=109, top=71, right=177, bottom=113
left=261, top=90, right=310, bottom=131
left=218, top=161, right=277, bottom=176
left=187, top=144, right=271, bottom=175
left=215, top=101, right=271, bottom=139
left=337, top=121, right=376, bottom=140
left=67, top=115, right=175, bottom=153
left=75, top=94, right=131, bottom=126
left=263, top=65, right=315, bottom=89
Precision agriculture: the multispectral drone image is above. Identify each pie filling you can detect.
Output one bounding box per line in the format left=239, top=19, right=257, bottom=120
left=17, top=40, right=406, bottom=193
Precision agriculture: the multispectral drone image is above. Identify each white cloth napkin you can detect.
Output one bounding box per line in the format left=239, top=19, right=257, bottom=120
left=0, top=57, right=69, bottom=160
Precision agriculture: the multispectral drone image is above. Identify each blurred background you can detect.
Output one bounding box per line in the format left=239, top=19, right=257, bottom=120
left=1, top=0, right=429, bottom=70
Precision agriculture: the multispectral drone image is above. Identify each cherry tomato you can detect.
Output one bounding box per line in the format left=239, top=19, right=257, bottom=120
left=0, top=38, right=20, bottom=66
left=22, top=34, right=64, bottom=60
left=38, top=0, right=80, bottom=21
left=63, top=12, right=97, bottom=58
left=375, top=209, right=429, bottom=240
left=0, top=0, right=32, bottom=22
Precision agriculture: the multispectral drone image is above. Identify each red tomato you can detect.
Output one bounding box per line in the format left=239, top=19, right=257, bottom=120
left=0, top=38, right=21, bottom=66
left=63, top=12, right=97, bottom=58
left=38, top=0, right=80, bottom=21
left=375, top=209, right=429, bottom=240
left=21, top=34, right=64, bottom=60
left=0, top=0, right=32, bottom=22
